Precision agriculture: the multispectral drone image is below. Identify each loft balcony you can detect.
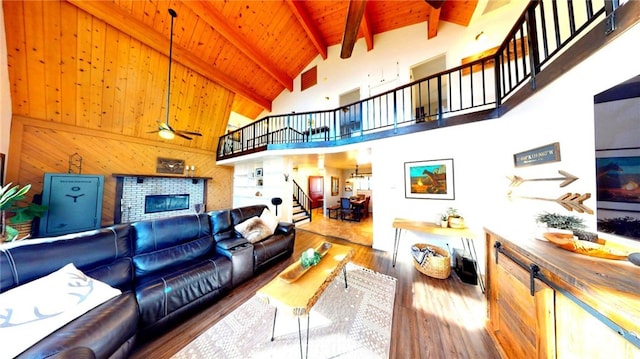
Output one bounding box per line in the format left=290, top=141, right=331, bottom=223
left=217, top=0, right=631, bottom=162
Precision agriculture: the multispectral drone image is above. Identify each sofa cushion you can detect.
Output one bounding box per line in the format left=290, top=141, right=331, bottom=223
left=209, top=209, right=234, bottom=240
left=0, top=224, right=132, bottom=292
left=15, top=293, right=138, bottom=359
left=131, top=214, right=215, bottom=279
left=0, top=263, right=122, bottom=359
left=260, top=208, right=279, bottom=234
left=234, top=217, right=272, bottom=244
left=253, top=233, right=295, bottom=271
left=135, top=255, right=232, bottom=330
left=131, top=214, right=210, bottom=254
left=230, top=205, right=268, bottom=226
left=132, top=236, right=214, bottom=278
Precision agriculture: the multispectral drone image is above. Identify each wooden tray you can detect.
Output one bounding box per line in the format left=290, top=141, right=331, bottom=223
left=542, top=232, right=630, bottom=260
left=279, top=242, right=332, bottom=283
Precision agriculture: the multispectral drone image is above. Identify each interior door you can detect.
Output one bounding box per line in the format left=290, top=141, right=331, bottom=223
left=308, top=176, right=324, bottom=209
left=339, top=88, right=361, bottom=137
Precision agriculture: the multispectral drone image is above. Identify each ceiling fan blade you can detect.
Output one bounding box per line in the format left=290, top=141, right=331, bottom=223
left=340, top=0, right=367, bottom=59
left=147, top=130, right=160, bottom=134
left=176, top=130, right=203, bottom=136
left=175, top=132, right=193, bottom=140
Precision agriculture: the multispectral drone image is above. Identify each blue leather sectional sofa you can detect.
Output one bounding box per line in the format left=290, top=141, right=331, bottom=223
left=0, top=205, right=295, bottom=358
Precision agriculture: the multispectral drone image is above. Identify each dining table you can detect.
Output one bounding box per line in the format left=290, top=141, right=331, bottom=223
left=349, top=198, right=366, bottom=220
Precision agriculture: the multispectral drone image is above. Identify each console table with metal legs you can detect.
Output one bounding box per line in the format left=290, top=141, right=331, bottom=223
left=391, top=218, right=485, bottom=293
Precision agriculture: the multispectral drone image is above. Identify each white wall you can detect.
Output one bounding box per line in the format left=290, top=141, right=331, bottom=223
left=372, top=22, right=640, bottom=273
left=264, top=1, right=528, bottom=116
left=251, top=2, right=640, bottom=273
left=218, top=3, right=640, bottom=277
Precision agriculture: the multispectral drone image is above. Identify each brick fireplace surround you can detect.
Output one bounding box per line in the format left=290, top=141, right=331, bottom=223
left=113, top=174, right=211, bottom=224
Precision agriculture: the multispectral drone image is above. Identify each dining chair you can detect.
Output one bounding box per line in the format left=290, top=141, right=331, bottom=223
left=340, top=197, right=358, bottom=221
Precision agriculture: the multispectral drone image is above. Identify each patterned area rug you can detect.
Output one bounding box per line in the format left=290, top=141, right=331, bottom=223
left=172, top=264, right=397, bottom=358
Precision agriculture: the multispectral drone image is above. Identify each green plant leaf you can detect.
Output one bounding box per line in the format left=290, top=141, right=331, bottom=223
left=4, top=225, right=19, bottom=242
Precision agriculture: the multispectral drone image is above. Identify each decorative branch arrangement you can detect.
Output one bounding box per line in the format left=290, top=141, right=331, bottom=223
left=507, top=170, right=578, bottom=188
left=508, top=191, right=593, bottom=214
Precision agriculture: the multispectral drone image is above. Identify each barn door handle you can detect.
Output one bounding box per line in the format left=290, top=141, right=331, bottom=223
left=529, top=264, right=540, bottom=296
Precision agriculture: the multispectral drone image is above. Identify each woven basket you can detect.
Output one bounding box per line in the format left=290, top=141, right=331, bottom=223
left=412, top=243, right=451, bottom=279
left=10, top=220, right=33, bottom=240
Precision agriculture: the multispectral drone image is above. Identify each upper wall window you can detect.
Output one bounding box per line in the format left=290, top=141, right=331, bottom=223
left=301, top=66, right=317, bottom=91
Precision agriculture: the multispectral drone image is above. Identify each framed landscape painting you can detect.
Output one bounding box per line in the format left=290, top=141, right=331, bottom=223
left=596, top=149, right=640, bottom=209
left=404, top=159, right=455, bottom=200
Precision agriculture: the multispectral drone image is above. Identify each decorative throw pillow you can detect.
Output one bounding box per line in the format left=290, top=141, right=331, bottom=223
left=260, top=208, right=279, bottom=235
left=0, top=263, right=122, bottom=359
left=234, top=216, right=272, bottom=243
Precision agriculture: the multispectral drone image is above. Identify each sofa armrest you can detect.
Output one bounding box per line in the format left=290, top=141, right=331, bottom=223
left=215, top=239, right=253, bottom=286
left=275, top=222, right=295, bottom=235
left=216, top=237, right=250, bottom=251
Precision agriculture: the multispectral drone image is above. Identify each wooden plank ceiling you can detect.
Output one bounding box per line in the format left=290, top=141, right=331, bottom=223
left=75, top=0, right=477, bottom=120
left=4, top=0, right=477, bottom=150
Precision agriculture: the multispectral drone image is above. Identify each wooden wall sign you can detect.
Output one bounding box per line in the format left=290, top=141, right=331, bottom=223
left=157, top=157, right=185, bottom=174
left=514, top=142, right=561, bottom=167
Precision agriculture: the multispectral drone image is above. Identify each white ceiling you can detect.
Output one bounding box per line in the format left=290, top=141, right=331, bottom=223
left=289, top=147, right=372, bottom=172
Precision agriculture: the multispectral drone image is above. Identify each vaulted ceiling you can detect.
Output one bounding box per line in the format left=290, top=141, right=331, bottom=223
left=72, top=0, right=478, bottom=120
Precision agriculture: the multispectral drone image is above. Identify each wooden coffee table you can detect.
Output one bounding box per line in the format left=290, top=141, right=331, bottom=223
left=257, top=242, right=355, bottom=358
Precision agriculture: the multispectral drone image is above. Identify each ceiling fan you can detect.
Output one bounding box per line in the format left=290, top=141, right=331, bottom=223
left=149, top=8, right=202, bottom=141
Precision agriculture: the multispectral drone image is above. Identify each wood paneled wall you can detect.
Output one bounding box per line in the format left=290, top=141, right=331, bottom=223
left=3, top=0, right=237, bottom=226
left=4, top=0, right=233, bottom=151
left=7, top=116, right=233, bottom=227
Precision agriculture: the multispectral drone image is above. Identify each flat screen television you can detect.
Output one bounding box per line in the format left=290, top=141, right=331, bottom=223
left=594, top=75, right=640, bottom=241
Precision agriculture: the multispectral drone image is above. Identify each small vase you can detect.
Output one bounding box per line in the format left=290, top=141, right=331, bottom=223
left=440, top=220, right=448, bottom=228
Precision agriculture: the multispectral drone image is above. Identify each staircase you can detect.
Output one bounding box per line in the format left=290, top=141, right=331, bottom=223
left=292, top=197, right=311, bottom=226
left=292, top=179, right=312, bottom=226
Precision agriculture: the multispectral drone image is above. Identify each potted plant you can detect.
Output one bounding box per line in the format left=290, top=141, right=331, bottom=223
left=446, top=207, right=465, bottom=229
left=535, top=211, right=604, bottom=242
left=439, top=212, right=449, bottom=228
left=1, top=183, right=48, bottom=242
left=535, top=212, right=586, bottom=232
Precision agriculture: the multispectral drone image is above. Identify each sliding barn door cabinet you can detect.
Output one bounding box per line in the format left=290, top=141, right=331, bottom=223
left=485, top=229, right=640, bottom=359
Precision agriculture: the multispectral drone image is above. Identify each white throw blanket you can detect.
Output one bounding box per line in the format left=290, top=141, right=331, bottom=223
left=0, top=263, right=121, bottom=359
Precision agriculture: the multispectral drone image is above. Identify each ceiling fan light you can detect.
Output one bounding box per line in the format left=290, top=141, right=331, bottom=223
left=158, top=129, right=175, bottom=140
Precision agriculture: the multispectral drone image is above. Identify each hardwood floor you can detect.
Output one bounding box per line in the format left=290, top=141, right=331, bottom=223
left=130, top=230, right=500, bottom=358
left=297, top=210, right=374, bottom=247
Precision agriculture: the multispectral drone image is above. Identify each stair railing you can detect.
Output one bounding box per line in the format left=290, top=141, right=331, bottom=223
left=217, top=0, right=608, bottom=161
left=292, top=179, right=312, bottom=221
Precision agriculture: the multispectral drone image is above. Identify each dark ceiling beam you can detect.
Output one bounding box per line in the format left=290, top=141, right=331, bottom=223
left=360, top=8, right=374, bottom=51
left=185, top=1, right=293, bottom=92
left=286, top=0, right=328, bottom=60
left=426, top=0, right=446, bottom=9
left=428, top=6, right=441, bottom=39
left=340, top=0, right=368, bottom=59
left=67, top=0, right=272, bottom=111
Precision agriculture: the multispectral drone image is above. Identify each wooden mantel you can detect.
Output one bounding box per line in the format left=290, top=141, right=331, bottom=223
left=112, top=173, right=212, bottom=180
